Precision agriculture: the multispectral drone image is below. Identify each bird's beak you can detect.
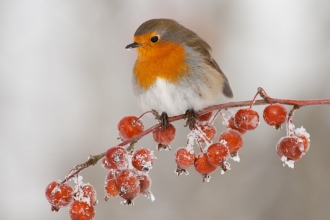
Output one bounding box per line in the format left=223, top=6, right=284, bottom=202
left=125, top=42, right=140, bottom=49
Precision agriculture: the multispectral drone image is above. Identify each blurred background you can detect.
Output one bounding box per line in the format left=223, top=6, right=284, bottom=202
left=1, top=0, right=330, bottom=219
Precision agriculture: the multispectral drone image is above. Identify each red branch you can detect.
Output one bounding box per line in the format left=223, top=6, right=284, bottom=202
left=60, top=97, right=330, bottom=185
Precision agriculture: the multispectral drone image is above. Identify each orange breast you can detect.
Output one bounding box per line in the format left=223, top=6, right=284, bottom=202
left=134, top=42, right=188, bottom=90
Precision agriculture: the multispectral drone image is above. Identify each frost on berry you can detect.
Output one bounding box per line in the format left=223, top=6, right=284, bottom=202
left=235, top=108, right=259, bottom=130
left=263, top=103, right=287, bottom=129
left=73, top=183, right=97, bottom=207
left=105, top=146, right=129, bottom=171
left=45, top=180, right=73, bottom=211
left=294, top=126, right=310, bottom=153
left=118, top=116, right=144, bottom=141
left=276, top=136, right=304, bottom=168
left=69, top=200, right=95, bottom=220
left=116, top=169, right=140, bottom=205
left=219, top=129, right=244, bottom=159
left=194, top=153, right=217, bottom=182
left=132, top=148, right=155, bottom=172
left=152, top=124, right=176, bottom=151
left=174, top=147, right=195, bottom=176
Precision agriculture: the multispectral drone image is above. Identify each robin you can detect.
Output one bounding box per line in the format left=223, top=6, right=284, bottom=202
left=125, top=18, right=233, bottom=129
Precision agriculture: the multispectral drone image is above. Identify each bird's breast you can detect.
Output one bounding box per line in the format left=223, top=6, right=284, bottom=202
left=133, top=42, right=188, bottom=90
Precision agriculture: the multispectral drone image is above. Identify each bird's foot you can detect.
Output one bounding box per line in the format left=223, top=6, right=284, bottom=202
left=184, top=109, right=198, bottom=130
left=152, top=110, right=170, bottom=130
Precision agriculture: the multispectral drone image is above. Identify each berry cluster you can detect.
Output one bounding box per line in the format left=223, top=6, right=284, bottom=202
left=45, top=89, right=318, bottom=220
left=45, top=176, right=97, bottom=220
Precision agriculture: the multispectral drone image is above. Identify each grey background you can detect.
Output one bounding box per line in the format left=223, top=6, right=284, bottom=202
left=1, top=0, right=330, bottom=220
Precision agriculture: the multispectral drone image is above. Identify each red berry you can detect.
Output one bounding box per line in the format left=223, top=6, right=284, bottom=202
left=206, top=142, right=229, bottom=167
left=69, top=200, right=95, bottom=220
left=276, top=136, right=304, bottom=161
left=118, top=116, right=144, bottom=141
left=174, top=147, right=195, bottom=169
left=105, top=179, right=120, bottom=198
left=227, top=116, right=246, bottom=134
left=45, top=181, right=73, bottom=211
left=116, top=169, right=140, bottom=204
left=139, top=173, right=152, bottom=194
left=132, top=148, right=154, bottom=172
left=196, top=125, right=217, bottom=143
left=235, top=108, right=259, bottom=130
left=105, top=146, right=129, bottom=171
left=73, top=184, right=97, bottom=206
left=198, top=112, right=213, bottom=124
left=219, top=129, right=243, bottom=155
left=101, top=157, right=112, bottom=170
left=263, top=104, right=287, bottom=127
left=194, top=153, right=217, bottom=181
left=152, top=124, right=176, bottom=146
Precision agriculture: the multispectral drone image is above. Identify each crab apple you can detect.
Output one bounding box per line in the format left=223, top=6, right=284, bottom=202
left=152, top=124, right=176, bottom=150
left=74, top=184, right=97, bottom=206
left=196, top=125, right=217, bottom=143
left=101, top=157, right=112, bottom=170
left=132, top=148, right=154, bottom=172
left=174, top=147, right=195, bottom=175
left=197, top=112, right=213, bottom=124
left=263, top=103, right=287, bottom=128
left=206, top=142, right=229, bottom=167
left=194, top=153, right=217, bottom=182
left=69, top=200, right=95, bottom=220
left=45, top=180, right=73, bottom=211
left=116, top=169, right=140, bottom=205
left=235, top=108, right=259, bottom=130
left=105, top=146, right=129, bottom=171
left=139, top=173, right=152, bottom=194
left=219, top=129, right=244, bottom=155
left=105, top=179, right=120, bottom=199
left=227, top=116, right=246, bottom=134
left=118, top=116, right=144, bottom=141
left=276, top=136, right=304, bottom=161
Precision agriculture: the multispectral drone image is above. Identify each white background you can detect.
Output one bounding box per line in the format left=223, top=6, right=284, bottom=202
left=1, top=0, right=330, bottom=219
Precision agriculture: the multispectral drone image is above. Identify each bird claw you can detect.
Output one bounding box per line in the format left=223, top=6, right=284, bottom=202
left=160, top=112, right=169, bottom=130
left=184, top=109, right=198, bottom=130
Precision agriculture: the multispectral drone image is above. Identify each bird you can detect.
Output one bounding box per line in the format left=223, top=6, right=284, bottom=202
left=125, top=18, right=233, bottom=130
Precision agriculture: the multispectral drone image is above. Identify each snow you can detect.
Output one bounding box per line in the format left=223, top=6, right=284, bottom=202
left=281, top=156, right=295, bottom=169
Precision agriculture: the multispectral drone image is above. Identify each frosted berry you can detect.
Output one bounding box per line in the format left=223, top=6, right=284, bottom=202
left=45, top=180, right=73, bottom=211
left=263, top=103, right=287, bottom=128
left=194, top=153, right=217, bottom=182
left=294, top=127, right=310, bottom=153
left=74, top=183, right=97, bottom=206
left=219, top=129, right=243, bottom=155
left=152, top=124, right=176, bottom=150
left=118, top=116, right=144, bottom=141
left=235, top=108, right=259, bottom=130
left=276, top=136, right=304, bottom=161
left=105, top=179, right=120, bottom=199
left=132, top=148, right=154, bottom=172
left=116, top=169, right=140, bottom=205
left=227, top=116, right=246, bottom=134
left=196, top=125, right=217, bottom=143
left=206, top=142, right=229, bottom=167
left=139, top=173, right=152, bottom=194
left=105, top=146, right=129, bottom=171
left=69, top=200, right=95, bottom=220
left=174, top=147, right=195, bottom=175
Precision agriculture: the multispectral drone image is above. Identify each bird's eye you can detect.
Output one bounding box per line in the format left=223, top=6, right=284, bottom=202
left=150, top=36, right=159, bottom=43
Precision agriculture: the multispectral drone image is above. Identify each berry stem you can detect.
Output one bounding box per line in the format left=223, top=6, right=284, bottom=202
left=59, top=96, right=330, bottom=184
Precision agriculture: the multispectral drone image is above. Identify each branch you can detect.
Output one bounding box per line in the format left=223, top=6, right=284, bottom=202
left=60, top=97, right=330, bottom=185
